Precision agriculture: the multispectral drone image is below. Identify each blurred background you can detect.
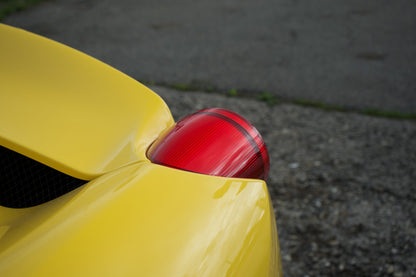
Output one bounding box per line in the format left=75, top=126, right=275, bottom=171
left=2, top=0, right=416, bottom=276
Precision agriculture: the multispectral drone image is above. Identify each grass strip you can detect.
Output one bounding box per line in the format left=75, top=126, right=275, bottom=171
left=145, top=81, right=416, bottom=121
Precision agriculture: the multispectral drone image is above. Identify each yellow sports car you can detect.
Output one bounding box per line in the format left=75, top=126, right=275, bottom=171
left=0, top=23, right=282, bottom=276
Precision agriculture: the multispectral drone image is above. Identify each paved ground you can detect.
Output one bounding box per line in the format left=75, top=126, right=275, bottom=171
left=3, top=1, right=416, bottom=276
left=4, top=0, right=416, bottom=113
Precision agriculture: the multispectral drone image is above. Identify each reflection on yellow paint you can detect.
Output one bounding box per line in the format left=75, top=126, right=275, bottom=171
left=0, top=227, right=9, bottom=240
left=0, top=163, right=282, bottom=276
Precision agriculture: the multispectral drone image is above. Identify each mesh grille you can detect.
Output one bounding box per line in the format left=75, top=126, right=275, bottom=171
left=0, top=145, right=86, bottom=208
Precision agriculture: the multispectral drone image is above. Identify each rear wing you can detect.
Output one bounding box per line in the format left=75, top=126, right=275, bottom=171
left=0, top=24, right=174, bottom=180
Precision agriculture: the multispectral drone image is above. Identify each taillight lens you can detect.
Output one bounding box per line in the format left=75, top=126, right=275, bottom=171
left=147, top=108, right=270, bottom=180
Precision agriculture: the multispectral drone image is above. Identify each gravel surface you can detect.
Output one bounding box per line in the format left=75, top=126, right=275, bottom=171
left=152, top=85, right=416, bottom=277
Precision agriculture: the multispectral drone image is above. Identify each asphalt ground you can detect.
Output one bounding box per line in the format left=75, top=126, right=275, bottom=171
left=3, top=0, right=416, bottom=276
left=4, top=0, right=416, bottom=114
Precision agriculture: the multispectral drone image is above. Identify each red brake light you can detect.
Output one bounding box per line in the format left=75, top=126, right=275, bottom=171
left=147, top=108, right=270, bottom=180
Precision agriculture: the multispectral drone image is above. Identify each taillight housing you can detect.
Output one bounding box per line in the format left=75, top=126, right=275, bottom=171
left=147, top=108, right=270, bottom=180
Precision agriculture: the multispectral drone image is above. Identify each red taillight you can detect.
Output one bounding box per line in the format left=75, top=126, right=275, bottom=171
left=147, top=108, right=270, bottom=180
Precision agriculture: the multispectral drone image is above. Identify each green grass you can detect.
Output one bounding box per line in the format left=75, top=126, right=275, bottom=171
left=0, top=0, right=50, bottom=21
left=170, top=83, right=198, bottom=91
left=155, top=81, right=215, bottom=93
left=258, top=92, right=278, bottom=106
left=293, top=99, right=347, bottom=112
left=361, top=109, right=416, bottom=120
left=293, top=99, right=416, bottom=120
left=227, top=88, right=238, bottom=97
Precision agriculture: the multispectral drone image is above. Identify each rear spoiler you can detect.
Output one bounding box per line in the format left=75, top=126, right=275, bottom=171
left=0, top=24, right=174, bottom=180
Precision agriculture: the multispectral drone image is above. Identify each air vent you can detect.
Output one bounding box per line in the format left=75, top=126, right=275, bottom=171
left=0, top=146, right=86, bottom=208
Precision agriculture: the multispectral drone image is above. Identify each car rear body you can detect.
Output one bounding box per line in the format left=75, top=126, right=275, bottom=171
left=0, top=23, right=282, bottom=276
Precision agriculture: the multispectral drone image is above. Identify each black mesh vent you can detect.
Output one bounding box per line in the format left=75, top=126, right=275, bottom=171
left=0, top=145, right=87, bottom=208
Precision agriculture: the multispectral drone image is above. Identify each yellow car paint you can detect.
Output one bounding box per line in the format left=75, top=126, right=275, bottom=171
left=0, top=163, right=282, bottom=276
left=0, top=23, right=282, bottom=276
left=0, top=24, right=174, bottom=180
